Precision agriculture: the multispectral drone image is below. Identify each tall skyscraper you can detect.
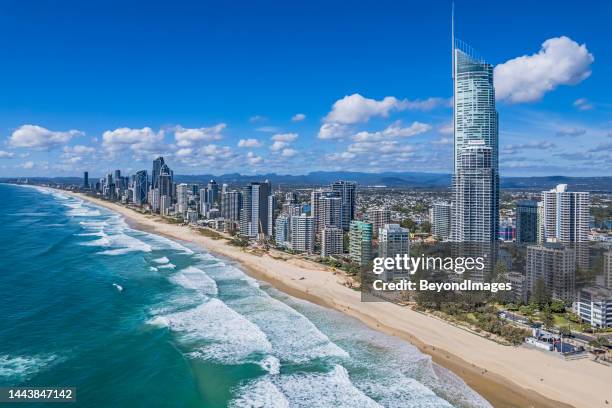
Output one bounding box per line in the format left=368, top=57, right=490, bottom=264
left=516, top=200, right=539, bottom=245
left=133, top=170, right=148, bottom=206
left=151, top=156, right=165, bottom=190
left=158, top=164, right=173, bottom=198
left=331, top=180, right=357, bottom=231
left=176, top=183, right=189, bottom=215
left=451, top=20, right=499, bottom=246
left=318, top=192, right=343, bottom=235
left=349, top=221, right=373, bottom=269
left=240, top=181, right=272, bottom=238
left=83, top=171, right=89, bottom=189
left=605, top=251, right=612, bottom=290
left=221, top=190, right=242, bottom=221
left=207, top=179, right=219, bottom=205
left=268, top=194, right=277, bottom=239
left=275, top=214, right=291, bottom=248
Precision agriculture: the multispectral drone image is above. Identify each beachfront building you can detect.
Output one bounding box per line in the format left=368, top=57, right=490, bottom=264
left=526, top=244, right=576, bottom=303
left=159, top=194, right=171, bottom=216
left=605, top=251, right=612, bottom=290
left=451, top=36, right=499, bottom=246
left=349, top=221, right=373, bottom=268
left=430, top=202, right=451, bottom=241
left=516, top=200, right=538, bottom=245
left=291, top=214, right=314, bottom=253
left=366, top=208, right=391, bottom=238
left=176, top=183, right=189, bottom=215
left=505, top=272, right=528, bottom=304
left=240, top=181, right=272, bottom=238
left=379, top=224, right=410, bottom=280
left=577, top=286, right=612, bottom=328
left=133, top=170, right=148, bottom=206
left=199, top=188, right=209, bottom=217
left=268, top=194, right=277, bottom=240
left=321, top=227, right=343, bottom=258
left=221, top=190, right=242, bottom=222
left=275, top=214, right=290, bottom=248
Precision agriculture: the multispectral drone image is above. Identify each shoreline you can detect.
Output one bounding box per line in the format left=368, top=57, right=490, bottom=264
left=60, top=189, right=612, bottom=408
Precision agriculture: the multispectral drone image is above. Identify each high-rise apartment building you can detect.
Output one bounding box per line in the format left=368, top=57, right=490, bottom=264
left=133, top=170, right=148, bottom=206
left=176, top=183, right=189, bottom=215
left=291, top=214, right=314, bottom=253
left=207, top=179, right=219, bottom=206
left=541, top=184, right=590, bottom=243
left=451, top=30, right=499, bottom=245
left=379, top=223, right=410, bottom=280
left=604, top=251, right=612, bottom=290
left=331, top=180, right=357, bottom=231
left=431, top=202, right=451, bottom=240
left=349, top=221, right=373, bottom=268
left=83, top=171, right=89, bottom=189
left=516, top=200, right=539, bottom=245
left=221, top=190, right=242, bottom=221
left=526, top=244, right=576, bottom=303
left=321, top=227, right=343, bottom=258
left=367, top=208, right=391, bottom=238
left=151, top=156, right=165, bottom=190
left=275, top=215, right=291, bottom=248
left=240, top=181, right=272, bottom=238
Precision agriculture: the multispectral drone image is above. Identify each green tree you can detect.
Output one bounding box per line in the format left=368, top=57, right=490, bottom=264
left=542, top=304, right=554, bottom=329
left=529, top=279, right=550, bottom=309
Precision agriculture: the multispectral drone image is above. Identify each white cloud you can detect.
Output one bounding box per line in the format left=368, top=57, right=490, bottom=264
left=494, top=36, right=594, bottom=103
left=249, top=115, right=266, bottom=123
left=432, top=137, right=453, bottom=145
left=326, top=151, right=356, bottom=161
left=102, top=127, right=165, bottom=153
left=20, top=161, right=34, bottom=169
left=323, top=93, right=448, bottom=125
left=573, top=98, right=593, bottom=111
left=0, top=150, right=14, bottom=158
left=173, top=124, right=225, bottom=147
left=291, top=113, right=306, bottom=122
left=256, top=126, right=281, bottom=133
left=281, top=148, right=298, bottom=157
left=556, top=127, right=586, bottom=137
left=63, top=145, right=96, bottom=155
left=271, top=133, right=298, bottom=142
left=246, top=151, right=263, bottom=165
left=238, top=138, right=262, bottom=148
left=317, top=123, right=350, bottom=140
left=352, top=121, right=431, bottom=142
left=438, top=121, right=454, bottom=135
left=9, top=125, right=83, bottom=150
left=270, top=141, right=288, bottom=151
left=176, top=148, right=193, bottom=157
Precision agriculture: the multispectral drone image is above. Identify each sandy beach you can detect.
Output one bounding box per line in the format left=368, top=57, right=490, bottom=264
left=66, top=191, right=612, bottom=408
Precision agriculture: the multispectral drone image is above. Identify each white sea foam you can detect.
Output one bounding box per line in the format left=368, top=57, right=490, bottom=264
left=157, top=263, right=176, bottom=269
left=150, top=298, right=272, bottom=364
left=258, top=355, right=280, bottom=375
left=169, top=266, right=218, bottom=295
left=153, top=256, right=170, bottom=264
left=226, top=291, right=349, bottom=364
left=145, top=233, right=194, bottom=254
left=233, top=365, right=381, bottom=408
left=230, top=379, right=289, bottom=408
left=97, top=233, right=152, bottom=255
left=149, top=266, right=159, bottom=272
left=0, top=354, right=58, bottom=381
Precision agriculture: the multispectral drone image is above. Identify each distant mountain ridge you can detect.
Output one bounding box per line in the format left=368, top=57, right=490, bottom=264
left=3, top=172, right=612, bottom=191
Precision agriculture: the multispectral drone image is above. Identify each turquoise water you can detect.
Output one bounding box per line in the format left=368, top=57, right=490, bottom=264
left=0, top=184, right=491, bottom=408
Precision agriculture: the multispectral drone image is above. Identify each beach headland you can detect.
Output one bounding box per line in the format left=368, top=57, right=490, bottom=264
left=64, top=190, right=612, bottom=408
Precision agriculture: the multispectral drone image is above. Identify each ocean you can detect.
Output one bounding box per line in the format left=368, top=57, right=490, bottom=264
left=0, top=183, right=491, bottom=407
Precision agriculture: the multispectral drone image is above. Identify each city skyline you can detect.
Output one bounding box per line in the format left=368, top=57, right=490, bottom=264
left=0, top=1, right=610, bottom=177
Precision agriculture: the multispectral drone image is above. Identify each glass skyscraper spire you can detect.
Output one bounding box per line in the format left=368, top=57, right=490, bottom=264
left=451, top=10, right=500, bottom=246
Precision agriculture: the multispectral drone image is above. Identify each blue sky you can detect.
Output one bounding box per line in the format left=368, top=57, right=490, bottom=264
left=0, top=0, right=610, bottom=177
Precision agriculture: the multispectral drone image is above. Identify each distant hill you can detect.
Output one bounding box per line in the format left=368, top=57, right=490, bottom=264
left=3, top=172, right=611, bottom=191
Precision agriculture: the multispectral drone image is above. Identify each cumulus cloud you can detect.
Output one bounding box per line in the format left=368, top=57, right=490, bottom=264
left=173, top=124, right=225, bottom=147
left=573, top=98, right=593, bottom=111
left=432, top=137, right=453, bottom=145
left=352, top=121, right=431, bottom=142
left=271, top=133, right=298, bottom=142
left=292, top=113, right=306, bottom=122
left=317, top=123, right=351, bottom=140
left=20, top=161, right=34, bottom=169
left=63, top=145, right=96, bottom=155
left=102, top=127, right=165, bottom=153
left=494, top=36, right=594, bottom=103
left=238, top=138, right=262, bottom=148
left=556, top=127, right=586, bottom=137
left=246, top=151, right=263, bottom=165
left=9, top=125, right=83, bottom=150
left=438, top=121, right=454, bottom=135
left=0, top=150, right=14, bottom=158
left=324, top=94, right=449, bottom=125
left=281, top=148, right=298, bottom=157
left=256, top=126, right=281, bottom=133
left=270, top=141, right=288, bottom=152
